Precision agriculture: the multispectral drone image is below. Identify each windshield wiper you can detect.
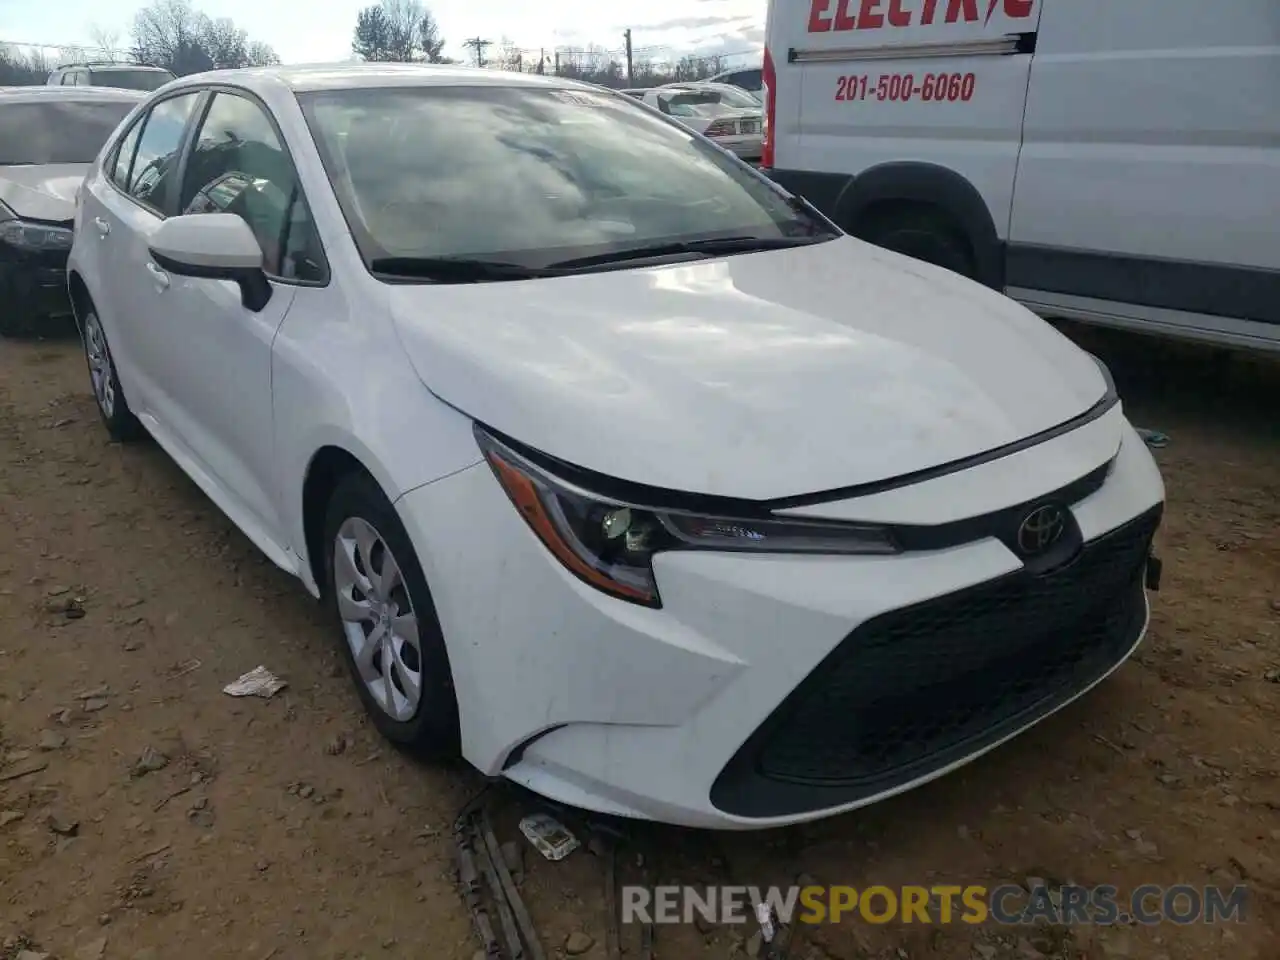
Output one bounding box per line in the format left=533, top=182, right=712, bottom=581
left=547, top=235, right=827, bottom=270
left=369, top=256, right=558, bottom=283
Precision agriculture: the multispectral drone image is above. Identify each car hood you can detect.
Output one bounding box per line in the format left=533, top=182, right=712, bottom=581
left=389, top=236, right=1110, bottom=500
left=0, top=163, right=87, bottom=222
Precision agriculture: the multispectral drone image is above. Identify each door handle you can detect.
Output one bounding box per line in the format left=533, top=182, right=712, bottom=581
left=93, top=217, right=110, bottom=237
left=146, top=261, right=170, bottom=290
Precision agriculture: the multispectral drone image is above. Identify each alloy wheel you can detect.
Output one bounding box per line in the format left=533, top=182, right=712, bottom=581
left=83, top=313, right=116, bottom=418
left=333, top=516, right=424, bottom=722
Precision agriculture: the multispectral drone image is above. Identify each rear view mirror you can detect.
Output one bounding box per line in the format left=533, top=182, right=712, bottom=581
left=148, top=213, right=272, bottom=312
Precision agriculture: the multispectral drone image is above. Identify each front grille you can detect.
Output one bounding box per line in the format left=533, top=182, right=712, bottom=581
left=710, top=506, right=1161, bottom=817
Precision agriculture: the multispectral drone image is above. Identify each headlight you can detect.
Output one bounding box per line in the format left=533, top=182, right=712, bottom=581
left=0, top=217, right=74, bottom=251
left=475, top=425, right=899, bottom=608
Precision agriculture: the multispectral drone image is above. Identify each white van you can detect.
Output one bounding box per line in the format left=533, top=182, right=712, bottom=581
left=761, top=0, right=1280, bottom=353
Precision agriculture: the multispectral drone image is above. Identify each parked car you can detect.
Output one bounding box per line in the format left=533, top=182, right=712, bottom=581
left=709, top=66, right=763, bottom=95
left=660, top=80, right=761, bottom=108
left=0, top=86, right=144, bottom=336
left=634, top=85, right=764, bottom=161
left=48, top=61, right=176, bottom=92
left=69, top=64, right=1164, bottom=829
left=761, top=0, right=1279, bottom=353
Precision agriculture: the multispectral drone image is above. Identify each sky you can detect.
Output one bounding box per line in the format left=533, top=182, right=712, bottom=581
left=0, top=0, right=765, bottom=66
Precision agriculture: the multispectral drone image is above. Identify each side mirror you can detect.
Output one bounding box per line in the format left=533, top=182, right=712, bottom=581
left=148, top=213, right=272, bottom=312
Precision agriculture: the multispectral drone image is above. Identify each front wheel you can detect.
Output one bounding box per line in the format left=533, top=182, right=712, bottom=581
left=322, top=471, right=460, bottom=759
left=81, top=308, right=144, bottom=442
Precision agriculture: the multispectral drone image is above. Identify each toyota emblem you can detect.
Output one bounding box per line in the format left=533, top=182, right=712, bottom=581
left=1017, top=504, right=1066, bottom=555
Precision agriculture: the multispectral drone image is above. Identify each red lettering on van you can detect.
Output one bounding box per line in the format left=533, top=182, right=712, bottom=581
left=888, top=0, right=911, bottom=26
left=986, top=0, right=1035, bottom=23
left=808, top=0, right=834, bottom=32
left=833, top=0, right=858, bottom=30
left=920, top=0, right=940, bottom=25
left=945, top=0, right=979, bottom=23
left=857, top=0, right=886, bottom=28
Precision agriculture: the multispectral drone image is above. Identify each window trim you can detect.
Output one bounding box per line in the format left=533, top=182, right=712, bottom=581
left=104, top=88, right=209, bottom=220
left=177, top=84, right=330, bottom=287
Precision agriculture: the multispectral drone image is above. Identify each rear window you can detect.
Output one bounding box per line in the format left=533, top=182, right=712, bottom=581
left=0, top=100, right=137, bottom=165
left=89, top=69, right=174, bottom=92
left=660, top=92, right=738, bottom=119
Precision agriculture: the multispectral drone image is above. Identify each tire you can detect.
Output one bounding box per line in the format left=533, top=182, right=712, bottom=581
left=80, top=307, right=145, bottom=442
left=859, top=208, right=976, bottom=279
left=322, top=471, right=461, bottom=759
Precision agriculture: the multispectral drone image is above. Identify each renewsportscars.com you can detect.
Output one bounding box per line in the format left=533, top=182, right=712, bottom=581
left=621, top=883, right=1250, bottom=927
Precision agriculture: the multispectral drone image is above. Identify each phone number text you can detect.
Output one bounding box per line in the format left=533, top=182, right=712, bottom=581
left=835, top=72, right=976, bottom=103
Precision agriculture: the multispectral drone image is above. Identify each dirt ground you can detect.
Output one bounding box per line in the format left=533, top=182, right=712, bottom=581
left=0, top=325, right=1276, bottom=960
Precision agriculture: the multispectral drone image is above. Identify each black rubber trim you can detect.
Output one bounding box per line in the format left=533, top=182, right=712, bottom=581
left=764, top=162, right=1005, bottom=289
left=889, top=459, right=1108, bottom=556
left=486, top=386, right=1114, bottom=524
left=1006, top=243, right=1280, bottom=326
left=772, top=390, right=1117, bottom=509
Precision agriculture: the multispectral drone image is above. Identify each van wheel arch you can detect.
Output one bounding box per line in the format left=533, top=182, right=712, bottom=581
left=833, top=162, right=1004, bottom=288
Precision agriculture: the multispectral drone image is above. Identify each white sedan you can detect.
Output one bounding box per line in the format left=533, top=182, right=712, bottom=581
left=633, top=84, right=764, bottom=161
left=69, top=64, right=1164, bottom=829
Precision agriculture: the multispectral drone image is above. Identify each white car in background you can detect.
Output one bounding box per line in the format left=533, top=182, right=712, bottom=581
left=635, top=83, right=764, bottom=162
left=68, top=64, right=1164, bottom=829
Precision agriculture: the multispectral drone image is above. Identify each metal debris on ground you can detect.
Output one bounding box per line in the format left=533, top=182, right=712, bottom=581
left=1135, top=427, right=1170, bottom=448
left=222, top=666, right=287, bottom=698
left=518, top=812, right=579, bottom=861
left=455, top=799, right=547, bottom=960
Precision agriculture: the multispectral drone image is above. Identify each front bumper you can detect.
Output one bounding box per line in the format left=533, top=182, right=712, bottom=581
left=397, top=415, right=1164, bottom=829
left=0, top=245, right=72, bottom=332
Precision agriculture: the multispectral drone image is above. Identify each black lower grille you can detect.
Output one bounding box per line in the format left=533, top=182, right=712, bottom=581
left=710, top=506, right=1161, bottom=818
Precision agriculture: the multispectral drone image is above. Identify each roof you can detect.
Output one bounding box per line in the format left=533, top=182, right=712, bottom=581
left=0, top=86, right=147, bottom=103
left=173, top=62, right=599, bottom=95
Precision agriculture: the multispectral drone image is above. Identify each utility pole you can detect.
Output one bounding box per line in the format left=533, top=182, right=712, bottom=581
left=463, top=36, right=491, bottom=67
left=553, top=50, right=560, bottom=75
left=623, top=28, right=633, bottom=86
left=536, top=47, right=545, bottom=74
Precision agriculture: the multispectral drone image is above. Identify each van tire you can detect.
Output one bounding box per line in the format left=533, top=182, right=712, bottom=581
left=857, top=207, right=976, bottom=279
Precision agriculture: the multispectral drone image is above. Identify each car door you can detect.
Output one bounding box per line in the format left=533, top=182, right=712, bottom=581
left=88, top=89, right=204, bottom=408
left=138, top=87, right=326, bottom=544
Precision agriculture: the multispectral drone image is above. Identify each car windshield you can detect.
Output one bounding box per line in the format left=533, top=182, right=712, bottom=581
left=0, top=100, right=136, bottom=165
left=92, top=69, right=173, bottom=91
left=300, top=85, right=828, bottom=273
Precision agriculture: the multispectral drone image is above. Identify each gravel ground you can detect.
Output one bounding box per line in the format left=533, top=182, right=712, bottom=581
left=0, top=325, right=1276, bottom=960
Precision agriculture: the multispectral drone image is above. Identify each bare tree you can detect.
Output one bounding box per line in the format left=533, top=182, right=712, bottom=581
left=132, top=0, right=279, bottom=75
left=88, top=24, right=123, bottom=62
left=352, top=0, right=447, bottom=63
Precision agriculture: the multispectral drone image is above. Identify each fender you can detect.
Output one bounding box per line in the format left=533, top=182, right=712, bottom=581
left=767, top=162, right=1004, bottom=289
left=835, top=161, right=1004, bottom=289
